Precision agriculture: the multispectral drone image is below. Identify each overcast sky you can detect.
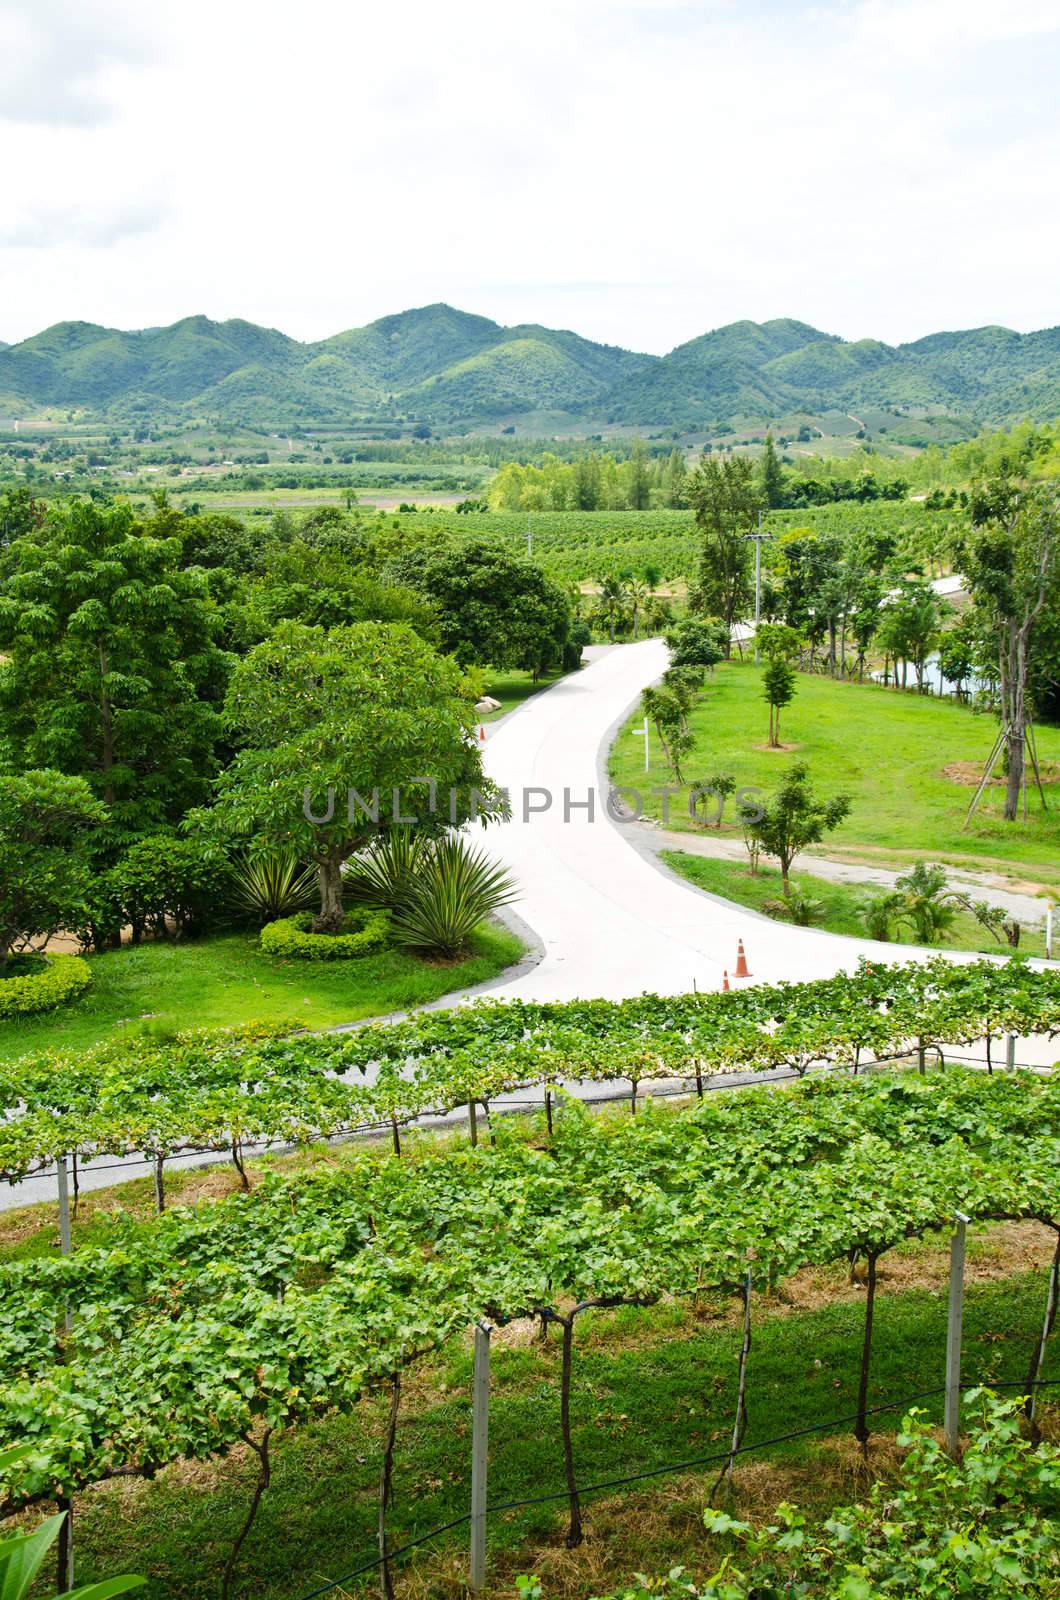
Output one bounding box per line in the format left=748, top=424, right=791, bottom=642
left=1, top=0, right=1058, bottom=354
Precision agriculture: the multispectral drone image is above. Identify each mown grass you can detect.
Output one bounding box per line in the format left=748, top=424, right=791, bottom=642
left=662, top=851, right=1052, bottom=958
left=610, top=659, right=1060, bottom=887
left=479, top=667, right=569, bottom=722
left=0, top=922, right=524, bottom=1064
left=59, top=1248, right=1057, bottom=1600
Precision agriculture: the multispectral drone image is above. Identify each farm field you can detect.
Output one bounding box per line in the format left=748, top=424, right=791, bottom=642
left=2, top=1102, right=1054, bottom=1600
left=611, top=659, right=1060, bottom=889
left=0, top=923, right=524, bottom=1064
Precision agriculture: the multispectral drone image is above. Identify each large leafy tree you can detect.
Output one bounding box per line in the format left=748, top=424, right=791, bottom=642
left=0, top=770, right=106, bottom=965
left=388, top=537, right=571, bottom=671
left=685, top=456, right=762, bottom=654
left=0, top=500, right=230, bottom=843
left=964, top=474, right=1060, bottom=820
left=206, top=620, right=500, bottom=929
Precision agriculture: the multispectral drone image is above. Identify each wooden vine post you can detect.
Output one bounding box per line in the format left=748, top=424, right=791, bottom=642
left=378, top=1374, right=401, bottom=1600
left=944, top=1213, right=970, bottom=1458
left=469, top=1322, right=492, bottom=1591
left=713, top=1262, right=753, bottom=1501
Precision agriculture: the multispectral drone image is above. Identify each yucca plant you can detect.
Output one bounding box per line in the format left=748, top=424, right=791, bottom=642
left=0, top=1445, right=144, bottom=1598
left=230, top=850, right=318, bottom=924
left=344, top=829, right=429, bottom=910
left=390, top=834, right=518, bottom=958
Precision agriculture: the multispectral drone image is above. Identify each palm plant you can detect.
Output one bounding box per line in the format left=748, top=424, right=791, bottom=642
left=390, top=835, right=518, bottom=958
left=230, top=850, right=318, bottom=924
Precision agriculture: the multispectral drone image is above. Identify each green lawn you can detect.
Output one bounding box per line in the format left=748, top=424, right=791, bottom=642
left=662, top=851, right=1051, bottom=957
left=62, top=1244, right=1055, bottom=1600
left=0, top=923, right=523, bottom=1064
left=479, top=666, right=571, bottom=721
left=611, top=660, right=1060, bottom=888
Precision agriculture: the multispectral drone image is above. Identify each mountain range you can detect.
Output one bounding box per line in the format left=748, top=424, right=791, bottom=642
left=1, top=304, right=1058, bottom=431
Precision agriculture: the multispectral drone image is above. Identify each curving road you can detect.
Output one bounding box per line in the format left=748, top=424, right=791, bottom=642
left=481, top=640, right=889, bottom=998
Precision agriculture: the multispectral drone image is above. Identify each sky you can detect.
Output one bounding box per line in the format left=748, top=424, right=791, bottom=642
left=1, top=0, right=1059, bottom=355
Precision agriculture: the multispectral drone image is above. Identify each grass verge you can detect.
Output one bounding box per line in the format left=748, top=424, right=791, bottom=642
left=661, top=850, right=1052, bottom=958
left=0, top=921, right=524, bottom=1064
left=610, top=659, right=1060, bottom=888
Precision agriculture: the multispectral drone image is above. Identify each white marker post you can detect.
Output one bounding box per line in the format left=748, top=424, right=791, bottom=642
left=1046, top=901, right=1054, bottom=961
left=944, top=1212, right=970, bottom=1457
left=55, top=1154, right=73, bottom=1335
left=469, top=1322, right=492, bottom=1591
left=631, top=719, right=650, bottom=772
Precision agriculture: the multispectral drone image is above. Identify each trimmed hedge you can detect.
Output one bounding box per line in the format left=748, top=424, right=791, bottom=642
left=0, top=955, right=92, bottom=1019
left=260, top=908, right=391, bottom=961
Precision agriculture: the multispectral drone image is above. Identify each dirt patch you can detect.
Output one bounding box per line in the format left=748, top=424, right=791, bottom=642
left=752, top=742, right=802, bottom=753
left=943, top=760, right=1060, bottom=787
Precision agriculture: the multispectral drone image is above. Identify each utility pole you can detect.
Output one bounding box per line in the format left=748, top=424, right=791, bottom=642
left=744, top=513, right=769, bottom=664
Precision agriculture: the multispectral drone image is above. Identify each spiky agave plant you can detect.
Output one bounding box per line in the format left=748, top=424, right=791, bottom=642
left=390, top=834, right=518, bottom=958
left=230, top=850, right=318, bottom=924
left=344, top=828, right=429, bottom=910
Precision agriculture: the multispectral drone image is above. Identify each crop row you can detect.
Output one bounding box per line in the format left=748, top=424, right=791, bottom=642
left=1, top=957, right=1058, bottom=1192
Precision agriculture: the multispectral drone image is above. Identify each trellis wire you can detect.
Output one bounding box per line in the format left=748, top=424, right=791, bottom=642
left=293, top=1377, right=1060, bottom=1600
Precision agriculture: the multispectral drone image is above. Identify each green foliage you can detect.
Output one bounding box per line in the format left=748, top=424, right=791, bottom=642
left=106, top=834, right=230, bottom=943
left=0, top=498, right=229, bottom=836
left=666, top=618, right=727, bottom=671
left=259, top=908, right=391, bottom=960
left=0, top=1038, right=1057, bottom=1523
left=386, top=536, right=571, bottom=672
left=684, top=1391, right=1060, bottom=1598
left=738, top=762, right=851, bottom=894
left=761, top=656, right=796, bottom=747
left=0, top=769, right=107, bottom=963
left=389, top=834, right=518, bottom=957
left=642, top=684, right=695, bottom=782
left=204, top=620, right=498, bottom=929
left=0, top=1466, right=143, bottom=1597
left=229, top=851, right=319, bottom=924
left=0, top=954, right=92, bottom=1018
left=687, top=457, right=760, bottom=643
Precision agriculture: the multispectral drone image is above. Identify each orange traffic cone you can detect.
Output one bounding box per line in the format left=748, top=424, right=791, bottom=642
left=722, top=970, right=730, bottom=992
left=478, top=724, right=486, bottom=742
left=735, top=939, right=751, bottom=978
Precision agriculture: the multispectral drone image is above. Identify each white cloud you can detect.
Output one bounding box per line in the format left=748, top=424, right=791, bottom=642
left=0, top=0, right=1057, bottom=351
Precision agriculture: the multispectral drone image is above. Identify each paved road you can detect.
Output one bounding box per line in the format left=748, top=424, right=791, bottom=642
left=481, top=639, right=898, bottom=996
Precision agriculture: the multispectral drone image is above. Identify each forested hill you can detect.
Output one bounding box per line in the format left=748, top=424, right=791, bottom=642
left=1, top=302, right=1058, bottom=429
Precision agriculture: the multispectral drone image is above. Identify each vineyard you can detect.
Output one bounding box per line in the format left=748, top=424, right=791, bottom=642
left=1, top=957, right=1058, bottom=1596
left=382, top=503, right=965, bottom=583
left=0, top=1060, right=1057, bottom=1594
left=2, top=958, right=1058, bottom=1191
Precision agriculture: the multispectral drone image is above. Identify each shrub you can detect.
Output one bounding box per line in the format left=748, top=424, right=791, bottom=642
left=390, top=835, right=517, bottom=958
left=0, top=954, right=92, bottom=1018
left=259, top=908, right=390, bottom=961
left=230, top=851, right=318, bottom=924
left=108, top=834, right=230, bottom=942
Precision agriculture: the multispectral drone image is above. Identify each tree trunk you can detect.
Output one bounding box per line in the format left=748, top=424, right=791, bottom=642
left=854, top=1250, right=878, bottom=1451
left=99, top=643, right=115, bottom=806
left=315, top=854, right=345, bottom=933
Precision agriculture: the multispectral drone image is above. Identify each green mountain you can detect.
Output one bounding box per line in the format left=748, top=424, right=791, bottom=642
left=1, top=304, right=1058, bottom=429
